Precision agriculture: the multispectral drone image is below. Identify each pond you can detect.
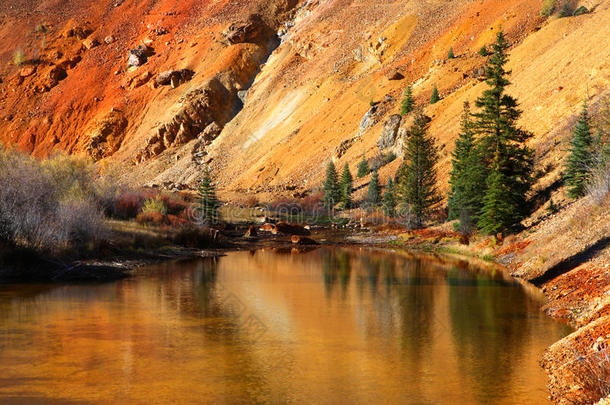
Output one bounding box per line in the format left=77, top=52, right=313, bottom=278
left=0, top=247, right=571, bottom=404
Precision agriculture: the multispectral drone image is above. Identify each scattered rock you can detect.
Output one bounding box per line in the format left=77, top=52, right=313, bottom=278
left=104, top=35, right=115, bottom=44
left=129, top=71, right=151, bottom=89
left=275, top=222, right=311, bottom=236
left=334, top=137, right=357, bottom=159
left=358, top=105, right=378, bottom=136
left=64, top=25, right=92, bottom=40
left=222, top=14, right=271, bottom=45
left=49, top=66, right=67, bottom=82
left=82, top=37, right=100, bottom=50
left=291, top=235, right=320, bottom=245
left=244, top=226, right=258, bottom=239
left=127, top=45, right=153, bottom=67
left=387, top=69, right=404, bottom=80
left=19, top=66, right=36, bottom=77
left=155, top=69, right=194, bottom=87
left=200, top=121, right=221, bottom=143
left=377, top=114, right=402, bottom=150
left=87, top=111, right=128, bottom=160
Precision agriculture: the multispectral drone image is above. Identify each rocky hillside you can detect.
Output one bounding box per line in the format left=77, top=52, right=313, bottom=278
left=1, top=0, right=607, bottom=201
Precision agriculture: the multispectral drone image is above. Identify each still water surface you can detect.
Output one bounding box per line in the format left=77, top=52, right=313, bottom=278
left=0, top=247, right=571, bottom=404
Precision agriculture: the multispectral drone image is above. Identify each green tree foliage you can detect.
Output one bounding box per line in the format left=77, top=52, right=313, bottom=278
left=430, top=84, right=440, bottom=104
left=447, top=47, right=455, bottom=59
left=382, top=177, right=397, bottom=217
left=473, top=30, right=534, bottom=234
left=540, top=0, right=556, bottom=16
left=564, top=103, right=595, bottom=199
left=197, top=168, right=221, bottom=225
left=323, top=160, right=341, bottom=209
left=339, top=163, right=354, bottom=209
left=357, top=154, right=370, bottom=178
left=478, top=168, right=518, bottom=235
left=479, top=46, right=488, bottom=57
left=448, top=102, right=487, bottom=231
left=559, top=2, right=574, bottom=17
left=367, top=170, right=381, bottom=205
left=401, top=85, right=415, bottom=116
left=396, top=114, right=441, bottom=228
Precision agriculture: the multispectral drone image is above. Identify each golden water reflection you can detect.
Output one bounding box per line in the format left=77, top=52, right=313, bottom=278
left=0, top=248, right=571, bottom=404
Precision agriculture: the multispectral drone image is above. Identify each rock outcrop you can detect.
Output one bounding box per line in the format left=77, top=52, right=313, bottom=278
left=87, top=111, right=128, bottom=160
left=377, top=114, right=402, bottom=150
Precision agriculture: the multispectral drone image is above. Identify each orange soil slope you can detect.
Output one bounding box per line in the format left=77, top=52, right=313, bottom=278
left=0, top=0, right=608, bottom=200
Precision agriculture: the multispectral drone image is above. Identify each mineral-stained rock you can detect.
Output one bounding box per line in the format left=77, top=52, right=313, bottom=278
left=87, top=111, right=128, bottom=160
left=156, top=69, right=194, bottom=86
left=244, top=225, right=258, bottom=239
left=82, top=37, right=100, bottom=50
left=291, top=235, right=320, bottom=245
left=275, top=222, right=310, bottom=236
left=20, top=66, right=36, bottom=77
left=387, top=69, right=404, bottom=80
left=128, top=45, right=153, bottom=67
left=222, top=14, right=271, bottom=45
left=377, top=114, right=402, bottom=150
left=49, top=66, right=67, bottom=82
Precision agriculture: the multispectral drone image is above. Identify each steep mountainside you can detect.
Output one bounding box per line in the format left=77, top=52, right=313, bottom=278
left=1, top=0, right=607, bottom=202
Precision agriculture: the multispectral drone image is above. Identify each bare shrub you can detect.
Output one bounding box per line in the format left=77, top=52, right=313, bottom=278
left=0, top=148, right=107, bottom=253
left=565, top=347, right=610, bottom=404
left=587, top=162, right=610, bottom=205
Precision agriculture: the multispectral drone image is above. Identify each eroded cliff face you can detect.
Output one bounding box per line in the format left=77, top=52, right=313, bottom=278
left=0, top=0, right=608, bottom=201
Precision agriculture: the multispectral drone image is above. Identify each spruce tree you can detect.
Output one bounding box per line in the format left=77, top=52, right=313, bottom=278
left=197, top=168, right=221, bottom=226
left=339, top=163, right=354, bottom=209
left=430, top=85, right=440, bottom=104
left=478, top=168, right=517, bottom=235
left=401, top=85, right=415, bottom=116
left=357, top=154, right=370, bottom=178
left=448, top=102, right=487, bottom=229
left=382, top=177, right=397, bottom=217
left=564, top=102, right=595, bottom=199
left=447, top=47, right=455, bottom=59
left=322, top=160, right=341, bottom=209
left=479, top=46, right=488, bottom=57
left=367, top=170, right=381, bottom=205
left=396, top=114, right=441, bottom=228
left=473, top=30, right=534, bottom=234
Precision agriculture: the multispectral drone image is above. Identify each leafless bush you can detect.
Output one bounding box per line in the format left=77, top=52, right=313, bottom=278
left=587, top=162, right=610, bottom=205
left=0, top=148, right=107, bottom=253
left=565, top=347, right=610, bottom=404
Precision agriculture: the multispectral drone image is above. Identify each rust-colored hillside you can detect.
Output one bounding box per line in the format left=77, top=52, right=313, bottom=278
left=1, top=0, right=607, bottom=202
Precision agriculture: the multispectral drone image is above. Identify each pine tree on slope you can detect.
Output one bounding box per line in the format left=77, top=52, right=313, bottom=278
left=339, top=163, right=354, bottom=209
left=197, top=168, right=221, bottom=226
left=564, top=102, right=595, bottom=199
left=323, top=160, right=341, bottom=209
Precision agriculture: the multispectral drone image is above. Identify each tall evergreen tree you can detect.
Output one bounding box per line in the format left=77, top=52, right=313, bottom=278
left=401, top=85, right=415, bottom=116
left=478, top=168, right=517, bottom=235
left=448, top=102, right=487, bottom=229
left=357, top=154, right=370, bottom=178
left=564, top=102, right=595, bottom=198
left=323, top=160, right=341, bottom=209
left=430, top=84, right=440, bottom=104
left=339, top=163, right=354, bottom=209
left=367, top=170, right=381, bottom=205
left=396, top=114, right=442, bottom=228
left=382, top=177, right=397, bottom=217
left=447, top=47, right=455, bottom=59
left=473, top=30, right=534, bottom=234
left=197, top=168, right=221, bottom=225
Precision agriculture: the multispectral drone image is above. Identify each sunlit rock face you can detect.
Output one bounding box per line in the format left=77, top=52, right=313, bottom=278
left=0, top=0, right=608, bottom=201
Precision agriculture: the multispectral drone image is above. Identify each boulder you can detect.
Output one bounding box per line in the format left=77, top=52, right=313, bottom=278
left=377, top=114, right=402, bottom=150
left=358, top=105, right=378, bottom=136
left=200, top=121, right=221, bottom=143
left=19, top=66, right=36, bottom=77
left=259, top=223, right=276, bottom=233
left=222, top=14, right=270, bottom=45
left=130, top=71, right=151, bottom=89
left=275, top=222, right=311, bottom=236
left=104, top=35, right=115, bottom=44
left=82, top=38, right=100, bottom=50
left=49, top=66, right=67, bottom=82
left=291, top=235, right=320, bottom=245
left=244, top=225, right=258, bottom=239
left=127, top=45, right=153, bottom=67
left=155, top=69, right=194, bottom=87
left=387, top=69, right=404, bottom=80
